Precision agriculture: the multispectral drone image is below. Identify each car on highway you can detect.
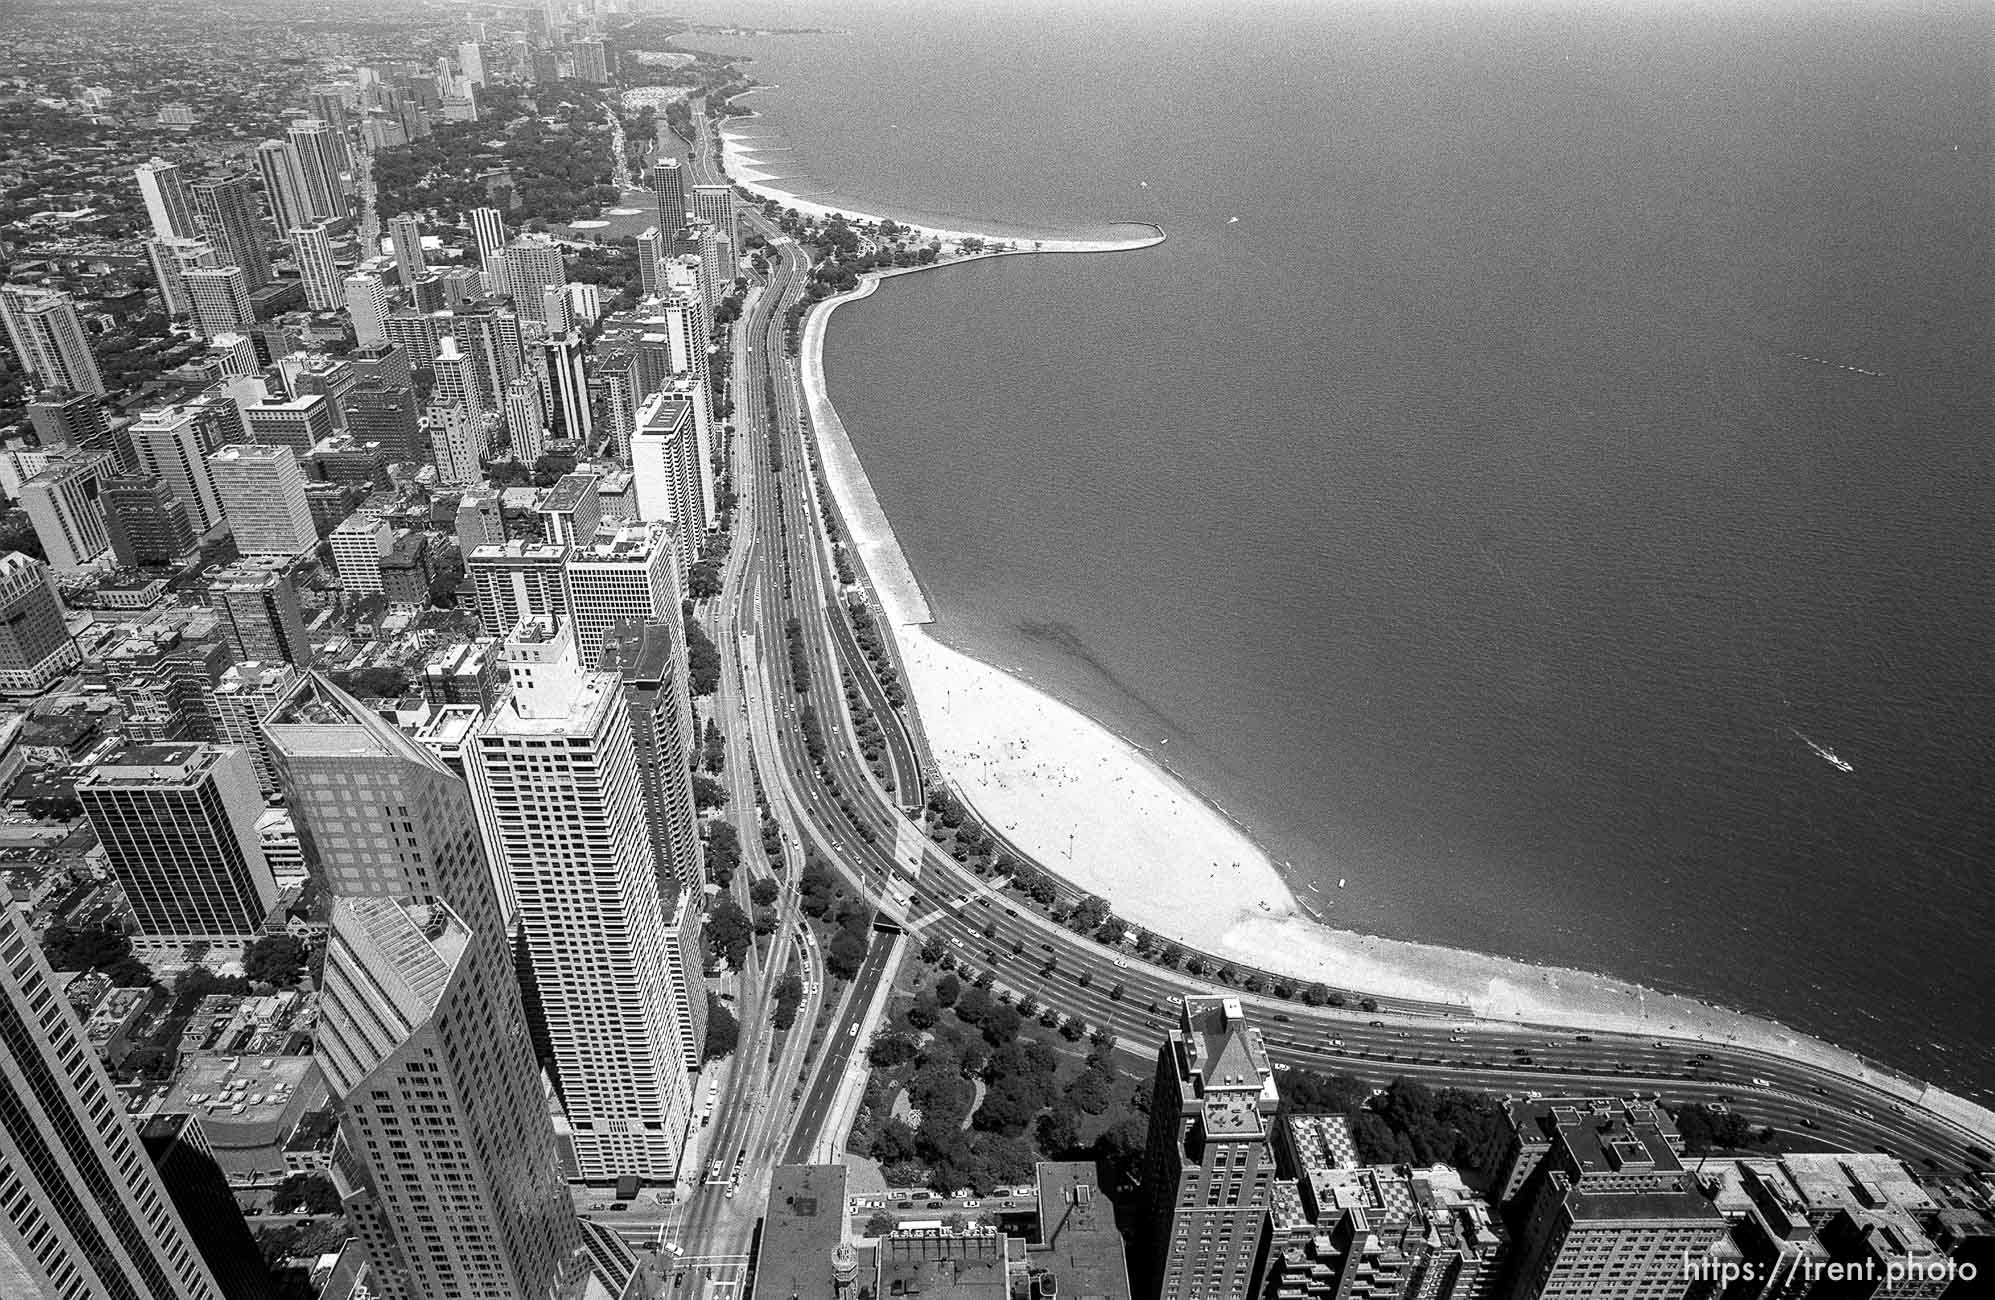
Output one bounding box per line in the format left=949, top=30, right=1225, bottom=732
left=895, top=1201, right=913, bottom=1210
left=965, top=1200, right=981, bottom=1208
left=1799, top=1117, right=1819, bottom=1128
left=1274, top=1062, right=1291, bottom=1072
left=1369, top=1020, right=1385, bottom=1028
left=1328, top=1038, right=1343, bottom=1047
left=926, top=1201, right=944, bottom=1209
left=1167, top=995, right=1182, bottom=1005
left=1575, top=1034, right=1593, bottom=1042
left=1750, top=1077, right=1772, bottom=1088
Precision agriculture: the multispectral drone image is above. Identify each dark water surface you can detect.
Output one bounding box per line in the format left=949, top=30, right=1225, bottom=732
left=703, top=1, right=1994, bottom=1095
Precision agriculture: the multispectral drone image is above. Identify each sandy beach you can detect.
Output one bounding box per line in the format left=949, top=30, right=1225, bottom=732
left=719, top=116, right=1160, bottom=255
left=789, top=182, right=1995, bottom=1146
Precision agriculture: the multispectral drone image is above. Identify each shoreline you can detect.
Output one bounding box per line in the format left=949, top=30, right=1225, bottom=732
left=718, top=110, right=1161, bottom=254
left=782, top=189, right=1995, bottom=1147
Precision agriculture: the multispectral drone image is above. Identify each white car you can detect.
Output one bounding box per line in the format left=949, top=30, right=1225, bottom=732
left=1750, top=1077, right=1772, bottom=1088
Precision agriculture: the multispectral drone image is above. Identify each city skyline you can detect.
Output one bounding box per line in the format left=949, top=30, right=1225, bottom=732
left=0, top=4, right=1985, bottom=1300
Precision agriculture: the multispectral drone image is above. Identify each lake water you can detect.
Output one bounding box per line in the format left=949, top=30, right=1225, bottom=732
left=696, top=0, right=1994, bottom=1097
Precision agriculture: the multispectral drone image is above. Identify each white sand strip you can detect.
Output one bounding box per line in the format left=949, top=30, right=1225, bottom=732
left=722, top=116, right=1160, bottom=254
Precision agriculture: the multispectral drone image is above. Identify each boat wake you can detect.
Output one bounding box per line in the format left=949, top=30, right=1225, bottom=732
left=1787, top=352, right=1887, bottom=380
left=1788, top=726, right=1854, bottom=773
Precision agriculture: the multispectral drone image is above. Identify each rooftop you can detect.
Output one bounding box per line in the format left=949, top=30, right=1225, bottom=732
left=750, top=1164, right=850, bottom=1300
left=158, top=1052, right=319, bottom=1128
left=1779, top=1153, right=1936, bottom=1216
left=1027, top=1161, right=1132, bottom=1300
left=540, top=473, right=599, bottom=514
left=78, top=741, right=213, bottom=783
left=1178, top=996, right=1276, bottom=1136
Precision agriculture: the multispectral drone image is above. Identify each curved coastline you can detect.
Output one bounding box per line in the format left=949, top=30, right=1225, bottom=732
left=757, top=157, right=1995, bottom=1145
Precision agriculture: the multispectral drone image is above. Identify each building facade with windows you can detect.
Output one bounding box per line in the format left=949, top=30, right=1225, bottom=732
left=0, top=907, right=227, bottom=1300
left=76, top=743, right=275, bottom=946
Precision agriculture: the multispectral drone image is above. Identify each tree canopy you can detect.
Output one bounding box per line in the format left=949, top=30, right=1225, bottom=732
left=243, top=935, right=309, bottom=988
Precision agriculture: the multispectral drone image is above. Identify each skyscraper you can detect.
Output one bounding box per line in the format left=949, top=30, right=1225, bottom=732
left=0, top=287, right=107, bottom=396
left=458, top=40, right=487, bottom=86
left=388, top=213, right=427, bottom=287
left=1144, top=996, right=1279, bottom=1300
left=651, top=157, right=686, bottom=232
left=207, top=660, right=299, bottom=796
left=130, top=401, right=229, bottom=533
left=504, top=374, right=547, bottom=465
left=343, top=271, right=392, bottom=348
left=135, top=156, right=201, bottom=240
left=0, top=907, right=228, bottom=1300
left=440, top=305, right=524, bottom=406
left=432, top=335, right=486, bottom=416
left=101, top=474, right=197, bottom=567
left=1498, top=1097, right=1729, bottom=1300
left=25, top=389, right=111, bottom=453
left=691, top=183, right=735, bottom=245
left=536, top=473, right=600, bottom=550
left=142, top=235, right=216, bottom=317
left=210, top=560, right=312, bottom=666
left=138, top=1113, right=275, bottom=1300
left=263, top=677, right=592, bottom=1300
left=599, top=619, right=702, bottom=899
left=206, top=332, right=258, bottom=379
left=537, top=330, right=592, bottom=443
left=425, top=403, right=485, bottom=488
left=468, top=540, right=568, bottom=638
left=0, top=552, right=79, bottom=696
left=291, top=223, right=342, bottom=310
left=190, top=173, right=272, bottom=289
left=19, top=455, right=111, bottom=574
left=183, top=265, right=254, bottom=338
left=469, top=206, right=510, bottom=296
left=636, top=226, right=665, bottom=297
left=562, top=519, right=683, bottom=667
left=330, top=515, right=391, bottom=593
left=467, top=618, right=696, bottom=1182
left=632, top=386, right=715, bottom=536
left=208, top=443, right=316, bottom=558
left=240, top=394, right=335, bottom=455
left=341, top=376, right=425, bottom=464
left=286, top=119, right=349, bottom=221
left=77, top=743, right=276, bottom=946
left=255, top=139, right=312, bottom=239
left=660, top=286, right=710, bottom=386
left=501, top=233, right=566, bottom=324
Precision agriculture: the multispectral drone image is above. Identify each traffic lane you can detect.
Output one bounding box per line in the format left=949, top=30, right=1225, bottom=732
left=781, top=934, right=899, bottom=1165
